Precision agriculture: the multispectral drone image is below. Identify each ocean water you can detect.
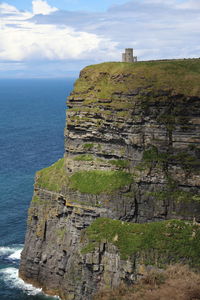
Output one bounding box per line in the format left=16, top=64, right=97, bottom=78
left=0, top=78, right=75, bottom=299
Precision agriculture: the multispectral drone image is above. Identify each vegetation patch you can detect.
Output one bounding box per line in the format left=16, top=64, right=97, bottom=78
left=82, top=218, right=200, bottom=266
left=170, top=151, right=200, bottom=173
left=116, top=110, right=131, bottom=118
left=32, top=195, right=40, bottom=203
left=73, top=60, right=200, bottom=102
left=138, top=145, right=200, bottom=174
left=83, top=143, right=94, bottom=151
left=56, top=228, right=67, bottom=239
left=36, top=158, right=68, bottom=192
left=123, top=191, right=134, bottom=198
left=148, top=189, right=200, bottom=204
left=69, top=170, right=133, bottom=195
left=142, top=146, right=168, bottom=168
left=74, top=154, right=94, bottom=161
left=109, top=159, right=129, bottom=168
left=94, top=264, right=200, bottom=300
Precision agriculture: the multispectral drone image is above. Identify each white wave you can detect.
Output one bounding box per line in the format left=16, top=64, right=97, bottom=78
left=8, top=249, right=22, bottom=260
left=0, top=246, right=14, bottom=256
left=0, top=267, right=42, bottom=295
left=0, top=245, right=23, bottom=261
left=0, top=267, right=61, bottom=299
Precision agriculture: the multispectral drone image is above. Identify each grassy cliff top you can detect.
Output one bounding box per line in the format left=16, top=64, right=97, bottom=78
left=72, top=59, right=200, bottom=98
left=83, top=218, right=200, bottom=266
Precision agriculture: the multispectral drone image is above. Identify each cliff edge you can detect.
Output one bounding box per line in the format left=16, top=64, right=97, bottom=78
left=19, top=60, right=200, bottom=300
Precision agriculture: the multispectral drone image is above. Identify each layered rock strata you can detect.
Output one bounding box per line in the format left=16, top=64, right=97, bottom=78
left=20, top=60, right=200, bottom=300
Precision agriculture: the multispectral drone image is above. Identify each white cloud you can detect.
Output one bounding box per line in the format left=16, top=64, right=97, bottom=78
left=0, top=3, right=33, bottom=22
left=1, top=0, right=200, bottom=77
left=0, top=23, right=99, bottom=60
left=0, top=3, right=19, bottom=14
left=32, top=0, right=58, bottom=15
left=176, top=0, right=200, bottom=10
left=0, top=1, right=117, bottom=62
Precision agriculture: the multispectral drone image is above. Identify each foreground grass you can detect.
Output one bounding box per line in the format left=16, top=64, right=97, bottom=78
left=94, top=264, right=200, bottom=300
left=83, top=218, right=200, bottom=265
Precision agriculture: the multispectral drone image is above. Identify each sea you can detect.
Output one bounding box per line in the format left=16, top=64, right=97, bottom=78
left=0, top=78, right=75, bottom=299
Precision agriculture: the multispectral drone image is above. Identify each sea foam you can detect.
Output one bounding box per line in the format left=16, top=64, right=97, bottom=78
left=0, top=266, right=60, bottom=299
left=0, top=246, right=60, bottom=299
left=0, top=245, right=23, bottom=261
left=0, top=267, right=42, bottom=295
left=8, top=249, right=22, bottom=260
left=0, top=247, right=14, bottom=256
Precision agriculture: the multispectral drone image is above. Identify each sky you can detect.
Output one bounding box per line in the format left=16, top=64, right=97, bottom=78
left=0, top=0, right=200, bottom=78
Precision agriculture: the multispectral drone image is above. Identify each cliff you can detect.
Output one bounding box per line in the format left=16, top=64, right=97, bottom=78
left=19, top=60, right=200, bottom=300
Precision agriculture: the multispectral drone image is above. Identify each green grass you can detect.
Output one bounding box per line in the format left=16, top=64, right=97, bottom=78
left=73, top=156, right=129, bottom=167
left=83, top=143, right=94, bottom=151
left=109, top=159, right=129, bottom=168
left=139, top=146, right=200, bottom=174
left=56, top=228, right=67, bottom=239
left=69, top=170, right=133, bottom=194
left=72, top=60, right=200, bottom=101
left=82, top=218, right=200, bottom=266
left=36, top=160, right=133, bottom=195
left=32, top=195, right=43, bottom=205
left=73, top=154, right=94, bottom=161
left=170, top=152, right=200, bottom=172
left=32, top=195, right=40, bottom=203
left=148, top=189, right=200, bottom=204
left=142, top=146, right=168, bottom=165
left=36, top=158, right=68, bottom=192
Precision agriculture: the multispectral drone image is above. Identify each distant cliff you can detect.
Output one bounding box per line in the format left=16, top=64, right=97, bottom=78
left=19, top=60, right=200, bottom=300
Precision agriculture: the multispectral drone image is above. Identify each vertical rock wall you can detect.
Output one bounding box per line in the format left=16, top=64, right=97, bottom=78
left=20, top=60, right=200, bottom=299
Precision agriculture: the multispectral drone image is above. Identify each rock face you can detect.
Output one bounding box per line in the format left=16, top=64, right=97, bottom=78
left=20, top=60, right=200, bottom=300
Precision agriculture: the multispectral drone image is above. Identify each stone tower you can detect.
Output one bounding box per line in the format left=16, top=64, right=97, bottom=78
left=122, top=48, right=137, bottom=62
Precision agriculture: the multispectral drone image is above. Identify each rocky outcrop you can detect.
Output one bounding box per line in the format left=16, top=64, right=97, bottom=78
left=20, top=60, right=200, bottom=299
